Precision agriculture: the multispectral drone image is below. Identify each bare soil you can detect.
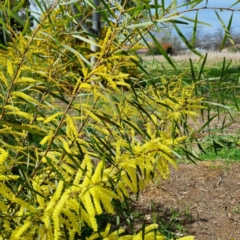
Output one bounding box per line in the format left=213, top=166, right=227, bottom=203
left=134, top=161, right=240, bottom=240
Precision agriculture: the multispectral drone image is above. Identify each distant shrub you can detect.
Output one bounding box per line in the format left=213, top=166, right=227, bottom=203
left=146, top=43, right=174, bottom=55
left=227, top=45, right=240, bottom=52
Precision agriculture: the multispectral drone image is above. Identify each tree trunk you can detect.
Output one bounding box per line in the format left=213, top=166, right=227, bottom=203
left=72, top=0, right=101, bottom=64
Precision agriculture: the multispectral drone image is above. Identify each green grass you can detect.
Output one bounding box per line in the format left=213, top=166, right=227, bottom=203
left=200, top=145, right=240, bottom=163
left=198, top=134, right=240, bottom=163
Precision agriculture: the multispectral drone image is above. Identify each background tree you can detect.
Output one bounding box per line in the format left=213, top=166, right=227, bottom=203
left=185, top=26, right=240, bottom=51
left=153, top=24, right=182, bottom=51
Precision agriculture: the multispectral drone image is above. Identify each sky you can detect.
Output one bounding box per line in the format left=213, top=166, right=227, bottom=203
left=29, top=0, right=240, bottom=35
left=175, top=0, right=240, bottom=34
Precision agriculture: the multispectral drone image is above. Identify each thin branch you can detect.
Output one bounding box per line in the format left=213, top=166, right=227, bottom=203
left=178, top=7, right=240, bottom=15
left=71, top=4, right=94, bottom=34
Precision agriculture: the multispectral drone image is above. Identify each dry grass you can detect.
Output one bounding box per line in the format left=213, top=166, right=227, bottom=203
left=143, top=51, right=240, bottom=68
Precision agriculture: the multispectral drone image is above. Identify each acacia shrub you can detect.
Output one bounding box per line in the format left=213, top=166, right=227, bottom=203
left=0, top=2, right=203, bottom=240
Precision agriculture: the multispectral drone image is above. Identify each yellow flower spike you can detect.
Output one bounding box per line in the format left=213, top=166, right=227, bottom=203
left=143, top=223, right=159, bottom=233
left=45, top=181, right=64, bottom=212
left=67, top=199, right=80, bottom=213
left=91, top=160, right=104, bottom=184
left=90, top=188, right=103, bottom=215
left=122, top=173, right=135, bottom=193
left=0, top=148, right=8, bottom=165
left=0, top=175, right=19, bottom=181
left=0, top=72, right=9, bottom=87
left=93, top=187, right=117, bottom=214
left=0, top=201, right=7, bottom=213
left=63, top=141, right=72, bottom=154
left=73, top=169, right=83, bottom=185
left=11, top=91, right=39, bottom=105
left=103, top=223, right=111, bottom=235
left=161, top=152, right=177, bottom=169
left=43, top=112, right=63, bottom=124
left=53, top=189, right=70, bottom=240
left=82, top=67, right=88, bottom=78
left=82, top=109, right=101, bottom=123
left=0, top=182, right=14, bottom=200
left=3, top=220, right=11, bottom=232
left=11, top=197, right=37, bottom=213
left=32, top=181, right=46, bottom=209
left=80, top=207, right=93, bottom=230
left=81, top=154, right=93, bottom=172
left=80, top=82, right=92, bottom=90
left=40, top=135, right=50, bottom=146
left=72, top=77, right=82, bottom=96
left=7, top=60, right=14, bottom=77
left=15, top=77, right=38, bottom=84
left=10, top=221, right=31, bottom=240
left=42, top=213, right=51, bottom=230
left=99, top=27, right=112, bottom=58
left=61, top=208, right=79, bottom=233
left=125, top=167, right=138, bottom=193
left=156, top=158, right=170, bottom=180
left=131, top=224, right=165, bottom=240
left=81, top=192, right=98, bottom=230
left=5, top=110, right=34, bottom=121
left=86, top=224, right=126, bottom=240
left=46, top=225, right=54, bottom=240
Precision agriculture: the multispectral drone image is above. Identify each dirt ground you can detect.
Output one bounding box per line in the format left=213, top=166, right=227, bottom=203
left=134, top=161, right=240, bottom=240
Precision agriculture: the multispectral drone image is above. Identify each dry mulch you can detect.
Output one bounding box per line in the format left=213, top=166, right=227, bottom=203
left=134, top=161, right=240, bottom=240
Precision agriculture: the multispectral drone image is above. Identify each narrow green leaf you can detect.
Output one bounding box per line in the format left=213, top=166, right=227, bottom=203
left=21, top=17, right=31, bottom=35
left=197, top=53, right=208, bottom=81
left=130, top=57, right=149, bottom=75
left=95, top=113, right=121, bottom=129
left=0, top=121, right=45, bottom=136
left=215, top=11, right=234, bottom=50
left=44, top=156, right=65, bottom=180
left=192, top=11, right=198, bottom=47
left=172, top=22, right=202, bottom=58
left=126, top=21, right=153, bottom=29
left=181, top=16, right=211, bottom=26
left=99, top=0, right=116, bottom=19
left=126, top=15, right=183, bottom=29
left=197, top=113, right=218, bottom=133
left=179, top=146, right=198, bottom=164
left=173, top=0, right=177, bottom=12
left=12, top=0, right=25, bottom=12
left=122, top=118, right=147, bottom=138
left=131, top=99, right=155, bottom=124
left=148, top=31, right=176, bottom=69
left=72, top=35, right=98, bottom=47
left=142, top=220, right=146, bottom=240
left=154, top=0, right=159, bottom=19
left=60, top=0, right=79, bottom=5
left=189, top=59, right=196, bottom=87
left=160, top=0, right=165, bottom=10
left=61, top=44, right=92, bottom=66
